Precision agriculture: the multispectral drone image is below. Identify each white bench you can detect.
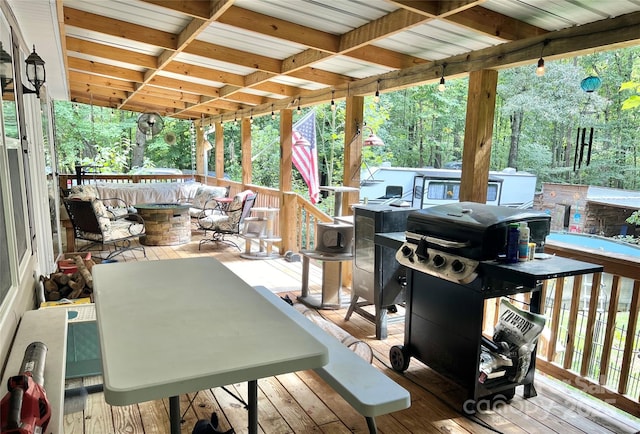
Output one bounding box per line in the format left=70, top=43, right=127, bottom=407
left=254, top=286, right=411, bottom=433
left=0, top=308, right=67, bottom=434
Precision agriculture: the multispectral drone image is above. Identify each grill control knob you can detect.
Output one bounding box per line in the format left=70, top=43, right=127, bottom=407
left=416, top=239, right=429, bottom=262
left=401, top=245, right=413, bottom=258
left=432, top=254, right=446, bottom=268
left=451, top=259, right=465, bottom=273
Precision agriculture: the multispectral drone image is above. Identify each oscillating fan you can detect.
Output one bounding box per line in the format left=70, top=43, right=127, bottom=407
left=137, top=112, right=164, bottom=139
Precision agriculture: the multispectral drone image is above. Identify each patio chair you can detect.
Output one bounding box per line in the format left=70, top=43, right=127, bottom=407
left=63, top=197, right=146, bottom=260
left=198, top=191, right=257, bottom=251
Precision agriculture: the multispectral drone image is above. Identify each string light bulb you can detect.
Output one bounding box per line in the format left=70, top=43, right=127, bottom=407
left=330, top=90, right=336, bottom=111
left=271, top=104, right=276, bottom=120
left=249, top=110, right=253, bottom=124
left=374, top=80, right=380, bottom=103
left=438, top=64, right=447, bottom=92
left=297, top=97, right=302, bottom=115
left=536, top=57, right=545, bottom=77
left=536, top=40, right=547, bottom=77
left=234, top=113, right=238, bottom=125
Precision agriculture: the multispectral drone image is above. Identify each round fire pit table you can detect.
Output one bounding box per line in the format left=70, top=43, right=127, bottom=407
left=134, top=203, right=191, bottom=246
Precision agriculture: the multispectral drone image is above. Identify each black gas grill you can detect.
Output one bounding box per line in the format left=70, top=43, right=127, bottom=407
left=396, top=202, right=551, bottom=287
left=387, top=202, right=602, bottom=411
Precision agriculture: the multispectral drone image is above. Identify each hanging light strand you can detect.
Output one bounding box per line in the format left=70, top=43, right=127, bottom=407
left=438, top=64, right=447, bottom=92
left=373, top=80, right=380, bottom=103
left=330, top=90, right=336, bottom=111
left=190, top=120, right=196, bottom=174
left=536, top=40, right=548, bottom=77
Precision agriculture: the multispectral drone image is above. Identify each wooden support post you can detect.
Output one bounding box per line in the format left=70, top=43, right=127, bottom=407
left=215, top=120, right=224, bottom=183
left=280, top=109, right=293, bottom=192
left=343, top=95, right=364, bottom=214
left=195, top=120, right=205, bottom=177
left=280, top=192, right=297, bottom=253
left=460, top=69, right=498, bottom=204
left=241, top=117, right=252, bottom=186
left=280, top=110, right=294, bottom=254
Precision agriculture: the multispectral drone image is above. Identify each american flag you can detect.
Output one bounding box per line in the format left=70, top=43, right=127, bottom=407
left=292, top=110, right=320, bottom=204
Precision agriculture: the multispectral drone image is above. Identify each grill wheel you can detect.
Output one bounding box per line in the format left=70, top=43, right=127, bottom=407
left=389, top=345, right=410, bottom=372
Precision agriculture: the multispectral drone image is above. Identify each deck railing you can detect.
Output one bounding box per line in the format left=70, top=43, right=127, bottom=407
left=58, top=173, right=639, bottom=416
left=58, top=174, right=332, bottom=252
left=518, top=241, right=639, bottom=417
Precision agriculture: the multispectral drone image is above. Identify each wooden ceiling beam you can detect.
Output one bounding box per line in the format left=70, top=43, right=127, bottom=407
left=146, top=76, right=220, bottom=98
left=128, top=93, right=188, bottom=110
left=68, top=70, right=136, bottom=92
left=218, top=6, right=340, bottom=53
left=70, top=94, right=134, bottom=112
left=140, top=0, right=214, bottom=20
left=184, top=40, right=282, bottom=73
left=202, top=99, right=245, bottom=111
left=446, top=7, right=548, bottom=41
left=248, top=81, right=306, bottom=98
left=181, top=105, right=222, bottom=116
left=339, top=8, right=429, bottom=52
left=390, top=1, right=547, bottom=41
left=134, top=86, right=202, bottom=104
left=221, top=92, right=278, bottom=106
left=345, top=45, right=428, bottom=69
left=281, top=50, right=333, bottom=74
left=68, top=57, right=145, bottom=83
left=69, top=82, right=128, bottom=100
left=287, top=67, right=354, bottom=87
left=389, top=0, right=481, bottom=17
left=243, top=71, right=278, bottom=88
left=66, top=37, right=157, bottom=70
left=162, top=61, right=246, bottom=87
left=121, top=101, right=178, bottom=117
left=63, top=7, right=177, bottom=50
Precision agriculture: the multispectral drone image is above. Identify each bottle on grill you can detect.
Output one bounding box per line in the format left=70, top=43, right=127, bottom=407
left=518, top=222, right=530, bottom=262
left=505, top=223, right=520, bottom=263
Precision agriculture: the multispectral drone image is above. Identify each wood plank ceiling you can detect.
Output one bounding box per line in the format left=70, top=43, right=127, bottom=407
left=58, top=0, right=640, bottom=121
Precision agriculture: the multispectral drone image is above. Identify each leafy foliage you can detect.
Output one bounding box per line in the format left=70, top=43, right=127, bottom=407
left=53, top=47, right=640, bottom=195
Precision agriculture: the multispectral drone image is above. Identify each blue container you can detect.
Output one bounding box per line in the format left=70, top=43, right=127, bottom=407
left=505, top=223, right=520, bottom=263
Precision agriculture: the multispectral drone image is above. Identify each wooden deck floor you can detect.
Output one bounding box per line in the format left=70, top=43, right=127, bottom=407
left=62, top=232, right=640, bottom=434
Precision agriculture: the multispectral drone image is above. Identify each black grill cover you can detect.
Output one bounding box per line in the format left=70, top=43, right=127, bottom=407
left=406, top=202, right=551, bottom=260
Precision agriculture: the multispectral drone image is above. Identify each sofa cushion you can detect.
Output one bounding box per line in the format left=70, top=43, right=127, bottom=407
left=91, top=200, right=111, bottom=232
left=68, top=185, right=99, bottom=200
left=191, top=185, right=229, bottom=210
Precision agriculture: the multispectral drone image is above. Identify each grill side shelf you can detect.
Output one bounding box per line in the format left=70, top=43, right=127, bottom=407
left=480, top=256, right=604, bottom=288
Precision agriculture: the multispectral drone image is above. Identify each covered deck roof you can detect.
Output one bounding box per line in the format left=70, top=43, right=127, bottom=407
left=8, top=0, right=640, bottom=120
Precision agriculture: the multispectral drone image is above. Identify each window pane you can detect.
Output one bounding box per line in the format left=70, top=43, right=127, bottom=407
left=8, top=148, right=27, bottom=260
left=487, top=184, right=498, bottom=201
left=0, top=185, right=10, bottom=301
left=427, top=182, right=445, bottom=199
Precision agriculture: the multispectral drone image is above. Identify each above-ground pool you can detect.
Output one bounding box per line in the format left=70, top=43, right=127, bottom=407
left=546, top=232, right=640, bottom=257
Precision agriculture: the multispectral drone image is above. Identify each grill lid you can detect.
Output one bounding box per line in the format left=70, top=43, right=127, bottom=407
left=405, top=202, right=550, bottom=260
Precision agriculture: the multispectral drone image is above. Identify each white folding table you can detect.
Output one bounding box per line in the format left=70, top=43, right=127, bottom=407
left=92, top=257, right=329, bottom=434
